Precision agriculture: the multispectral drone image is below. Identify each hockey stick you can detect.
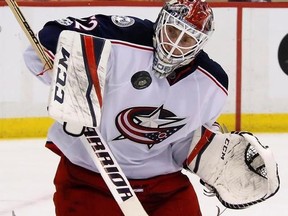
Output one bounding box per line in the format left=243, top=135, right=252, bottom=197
left=81, top=127, right=148, bottom=216
left=5, top=0, right=53, bottom=70
left=5, top=1, right=148, bottom=215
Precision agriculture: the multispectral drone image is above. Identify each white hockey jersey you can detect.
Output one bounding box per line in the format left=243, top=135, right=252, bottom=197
left=24, top=14, right=228, bottom=179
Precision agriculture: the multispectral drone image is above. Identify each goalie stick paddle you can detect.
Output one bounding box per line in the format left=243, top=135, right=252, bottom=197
left=6, top=2, right=148, bottom=215
left=81, top=127, right=148, bottom=216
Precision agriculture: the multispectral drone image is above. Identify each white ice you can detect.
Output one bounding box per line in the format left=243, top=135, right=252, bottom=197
left=0, top=134, right=287, bottom=216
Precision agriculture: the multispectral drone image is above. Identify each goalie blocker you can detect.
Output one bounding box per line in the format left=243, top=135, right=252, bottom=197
left=48, top=30, right=110, bottom=135
left=185, top=126, right=280, bottom=209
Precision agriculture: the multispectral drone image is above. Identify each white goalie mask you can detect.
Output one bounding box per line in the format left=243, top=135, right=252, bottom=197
left=153, top=0, right=214, bottom=78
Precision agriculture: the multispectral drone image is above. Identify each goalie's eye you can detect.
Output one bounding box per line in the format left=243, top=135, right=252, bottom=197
left=245, top=144, right=267, bottom=179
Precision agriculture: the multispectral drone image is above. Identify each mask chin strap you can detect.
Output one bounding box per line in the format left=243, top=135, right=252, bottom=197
left=152, top=64, right=173, bottom=79
left=152, top=53, right=190, bottom=79
left=152, top=53, right=175, bottom=78
left=154, top=70, right=167, bottom=79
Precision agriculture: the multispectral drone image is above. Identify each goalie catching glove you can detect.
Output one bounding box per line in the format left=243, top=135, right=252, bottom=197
left=185, top=126, right=280, bottom=209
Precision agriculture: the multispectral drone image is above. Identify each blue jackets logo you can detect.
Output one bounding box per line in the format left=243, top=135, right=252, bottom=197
left=111, top=15, right=135, bottom=27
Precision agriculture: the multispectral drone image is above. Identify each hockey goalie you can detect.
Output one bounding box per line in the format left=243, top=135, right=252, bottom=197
left=20, top=0, right=280, bottom=214
left=185, top=125, right=280, bottom=210
left=46, top=29, right=280, bottom=214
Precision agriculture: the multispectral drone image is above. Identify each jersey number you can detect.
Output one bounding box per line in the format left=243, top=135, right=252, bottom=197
left=75, top=16, right=98, bottom=31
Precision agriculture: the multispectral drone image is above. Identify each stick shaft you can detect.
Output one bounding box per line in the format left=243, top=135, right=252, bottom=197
left=5, top=0, right=53, bottom=69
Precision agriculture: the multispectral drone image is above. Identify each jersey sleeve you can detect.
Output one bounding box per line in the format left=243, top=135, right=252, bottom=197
left=195, top=50, right=229, bottom=92
left=23, top=45, right=52, bottom=85
left=38, top=14, right=154, bottom=54
left=194, top=50, right=229, bottom=128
